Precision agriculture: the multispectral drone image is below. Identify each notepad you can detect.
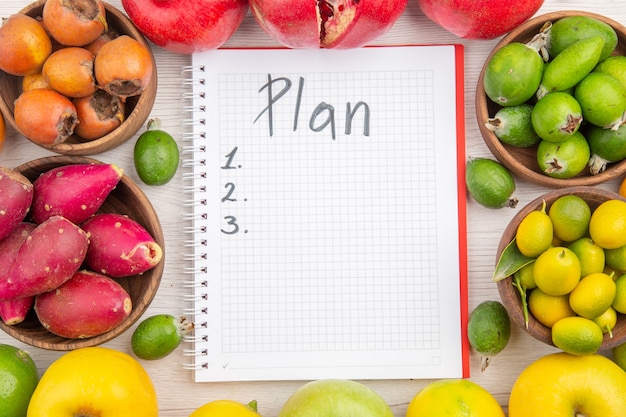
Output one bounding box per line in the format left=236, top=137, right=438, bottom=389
left=182, top=45, right=468, bottom=382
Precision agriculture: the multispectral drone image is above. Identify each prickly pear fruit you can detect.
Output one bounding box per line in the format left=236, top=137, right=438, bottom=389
left=0, top=222, right=36, bottom=277
left=0, top=222, right=37, bottom=324
left=0, top=166, right=34, bottom=241
left=0, top=296, right=35, bottom=325
left=82, top=213, right=163, bottom=278
left=35, top=270, right=132, bottom=339
left=30, top=163, right=123, bottom=224
left=0, top=216, right=89, bottom=300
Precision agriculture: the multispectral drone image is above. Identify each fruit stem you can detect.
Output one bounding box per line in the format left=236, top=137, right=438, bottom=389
left=480, top=355, right=491, bottom=372
left=146, top=118, right=162, bottom=131
left=247, top=400, right=258, bottom=412
left=178, top=316, right=195, bottom=336
left=588, top=154, right=610, bottom=175
left=526, top=21, right=551, bottom=62
left=484, top=117, right=501, bottom=132
left=607, top=325, right=614, bottom=339
left=512, top=274, right=529, bottom=329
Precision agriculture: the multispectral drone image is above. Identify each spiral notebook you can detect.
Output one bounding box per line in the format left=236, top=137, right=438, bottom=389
left=182, top=45, right=468, bottom=382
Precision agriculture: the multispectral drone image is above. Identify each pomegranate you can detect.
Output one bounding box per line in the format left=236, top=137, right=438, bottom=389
left=249, top=0, right=408, bottom=49
left=121, top=0, right=248, bottom=54
left=417, top=0, right=544, bottom=40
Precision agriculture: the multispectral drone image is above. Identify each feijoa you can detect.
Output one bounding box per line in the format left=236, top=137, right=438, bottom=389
left=531, top=92, right=583, bottom=142
left=549, top=15, right=618, bottom=62
left=466, top=158, right=518, bottom=209
left=595, top=55, right=626, bottom=87
left=536, top=131, right=590, bottom=179
left=134, top=118, right=180, bottom=185
left=467, top=300, right=511, bottom=372
left=485, top=104, right=541, bottom=147
left=537, top=35, right=605, bottom=98
left=131, top=314, right=194, bottom=360
left=483, top=42, right=544, bottom=107
left=575, top=72, right=626, bottom=129
left=586, top=123, right=626, bottom=174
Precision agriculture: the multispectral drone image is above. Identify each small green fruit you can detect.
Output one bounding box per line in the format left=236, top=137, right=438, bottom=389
left=536, top=132, right=590, bottom=179
left=465, top=158, right=517, bottom=209
left=594, top=55, right=626, bottom=87
left=134, top=118, right=180, bottom=186
left=531, top=92, right=582, bottom=142
left=467, top=300, right=511, bottom=372
left=486, top=104, right=541, bottom=148
left=575, top=72, right=626, bottom=130
left=131, top=314, right=194, bottom=360
left=549, top=15, right=618, bottom=62
left=538, top=35, right=605, bottom=98
left=586, top=123, right=626, bottom=174
left=483, top=42, right=544, bottom=107
left=0, top=343, right=39, bottom=417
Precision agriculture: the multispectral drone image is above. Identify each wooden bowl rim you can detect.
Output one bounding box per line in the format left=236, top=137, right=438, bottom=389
left=496, top=186, right=626, bottom=349
left=476, top=10, right=626, bottom=188
left=0, top=156, right=164, bottom=350
left=0, top=1, right=157, bottom=156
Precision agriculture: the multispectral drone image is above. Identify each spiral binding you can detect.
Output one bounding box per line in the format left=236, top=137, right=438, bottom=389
left=181, top=64, right=210, bottom=373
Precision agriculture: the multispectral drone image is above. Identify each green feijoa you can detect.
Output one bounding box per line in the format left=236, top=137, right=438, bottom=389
left=537, top=35, right=605, bottom=98
left=467, top=300, right=511, bottom=372
left=536, top=132, right=590, bottom=179
left=549, top=15, right=618, bottom=62
left=586, top=123, right=626, bottom=174
left=485, top=104, right=541, bottom=147
left=530, top=92, right=583, bottom=142
left=575, top=71, right=626, bottom=129
left=465, top=157, right=518, bottom=209
left=483, top=42, right=544, bottom=107
left=595, top=55, right=626, bottom=87
left=131, top=314, right=194, bottom=360
left=134, top=118, right=180, bottom=186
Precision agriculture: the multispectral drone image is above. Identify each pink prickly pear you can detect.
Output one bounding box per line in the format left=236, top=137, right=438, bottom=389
left=0, top=296, right=34, bottom=325
left=30, top=163, right=123, bottom=224
left=82, top=213, right=163, bottom=278
left=0, top=222, right=36, bottom=324
left=35, top=270, right=132, bottom=339
left=0, top=216, right=89, bottom=300
left=0, top=166, right=33, bottom=240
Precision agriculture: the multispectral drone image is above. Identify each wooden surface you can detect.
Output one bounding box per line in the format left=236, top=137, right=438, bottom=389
left=1, top=1, right=626, bottom=415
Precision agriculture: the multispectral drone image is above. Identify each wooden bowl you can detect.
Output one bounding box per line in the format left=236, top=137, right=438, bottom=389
left=0, top=1, right=157, bottom=156
left=496, top=186, right=626, bottom=350
left=476, top=11, right=626, bottom=188
left=0, top=156, right=164, bottom=350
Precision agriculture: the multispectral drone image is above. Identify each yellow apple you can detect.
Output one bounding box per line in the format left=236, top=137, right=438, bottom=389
left=189, top=400, right=262, bottom=417
left=509, top=352, right=626, bottom=417
left=27, top=347, right=158, bottom=417
left=406, top=379, right=505, bottom=417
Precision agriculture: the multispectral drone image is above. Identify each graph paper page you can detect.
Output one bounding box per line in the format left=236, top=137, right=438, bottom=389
left=187, top=46, right=467, bottom=382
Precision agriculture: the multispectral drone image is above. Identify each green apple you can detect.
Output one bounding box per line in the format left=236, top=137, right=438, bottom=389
left=509, top=352, right=626, bottom=417
left=279, top=379, right=393, bottom=417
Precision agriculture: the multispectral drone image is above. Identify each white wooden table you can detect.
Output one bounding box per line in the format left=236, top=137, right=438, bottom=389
left=1, top=1, right=625, bottom=415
